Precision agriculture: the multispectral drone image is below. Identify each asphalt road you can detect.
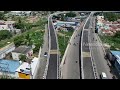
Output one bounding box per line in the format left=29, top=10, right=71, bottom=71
left=49, top=16, right=57, bottom=49
left=46, top=55, right=57, bottom=79
left=46, top=16, right=58, bottom=79
left=61, top=22, right=84, bottom=79
left=89, top=16, right=112, bottom=79
left=84, top=18, right=90, bottom=29
left=82, top=30, right=94, bottom=79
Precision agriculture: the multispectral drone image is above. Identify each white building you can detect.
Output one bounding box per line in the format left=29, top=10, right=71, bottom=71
left=15, top=57, right=39, bottom=79
left=0, top=43, right=15, bottom=59
left=97, top=15, right=104, bottom=20
left=11, top=46, right=33, bottom=60
left=10, top=11, right=31, bottom=16
left=0, top=20, right=15, bottom=32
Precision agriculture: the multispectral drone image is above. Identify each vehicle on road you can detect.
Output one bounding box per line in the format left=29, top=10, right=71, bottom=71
left=100, top=72, right=107, bottom=79
left=44, top=52, right=48, bottom=57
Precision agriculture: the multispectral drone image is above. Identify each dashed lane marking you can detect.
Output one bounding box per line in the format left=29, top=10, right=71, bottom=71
left=50, top=50, right=60, bottom=54
left=82, top=52, right=91, bottom=57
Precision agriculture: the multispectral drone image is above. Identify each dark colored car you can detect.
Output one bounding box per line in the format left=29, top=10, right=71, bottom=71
left=44, top=52, right=48, bottom=57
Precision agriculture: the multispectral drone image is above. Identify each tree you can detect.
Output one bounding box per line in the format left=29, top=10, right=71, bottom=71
left=65, top=12, right=76, bottom=17
left=19, top=54, right=27, bottom=62
left=103, top=12, right=118, bottom=21
left=33, top=43, right=40, bottom=53
left=0, top=12, right=4, bottom=20
left=4, top=11, right=10, bottom=14
left=14, top=18, right=25, bottom=31
left=14, top=35, right=24, bottom=47
left=0, top=30, right=12, bottom=41
left=114, top=31, right=120, bottom=38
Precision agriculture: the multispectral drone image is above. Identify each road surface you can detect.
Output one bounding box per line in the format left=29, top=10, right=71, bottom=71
left=89, top=16, right=113, bottom=79
left=82, top=29, right=95, bottom=79
left=60, top=21, right=85, bottom=79
left=46, top=16, right=58, bottom=79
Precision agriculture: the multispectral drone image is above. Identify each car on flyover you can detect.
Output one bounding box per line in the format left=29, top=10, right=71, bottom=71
left=100, top=72, right=107, bottom=79
left=44, top=52, right=48, bottom=57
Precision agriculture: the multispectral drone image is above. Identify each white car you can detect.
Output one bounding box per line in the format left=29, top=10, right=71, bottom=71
left=100, top=72, right=107, bottom=79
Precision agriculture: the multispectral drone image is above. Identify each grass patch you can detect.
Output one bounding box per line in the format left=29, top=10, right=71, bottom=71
left=58, top=30, right=74, bottom=61
left=0, top=17, right=47, bottom=50
left=99, top=35, right=120, bottom=50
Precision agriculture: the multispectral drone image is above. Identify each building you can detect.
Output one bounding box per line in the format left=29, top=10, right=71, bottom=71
left=55, top=20, right=77, bottom=30
left=97, top=15, right=104, bottom=20
left=0, top=43, right=15, bottom=59
left=10, top=11, right=31, bottom=16
left=0, top=59, right=20, bottom=78
left=13, top=29, right=21, bottom=34
left=0, top=20, right=15, bottom=32
left=11, top=46, right=33, bottom=60
left=110, top=51, right=120, bottom=75
left=15, top=57, right=39, bottom=79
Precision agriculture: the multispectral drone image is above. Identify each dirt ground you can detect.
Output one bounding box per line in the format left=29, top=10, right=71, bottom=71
left=26, top=16, right=39, bottom=23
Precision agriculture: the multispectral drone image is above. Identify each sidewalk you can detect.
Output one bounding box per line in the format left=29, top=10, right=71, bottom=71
left=35, top=24, right=49, bottom=79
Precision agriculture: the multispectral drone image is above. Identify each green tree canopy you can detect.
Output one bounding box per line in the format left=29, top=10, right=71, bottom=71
left=114, top=31, right=120, bottom=38
left=4, top=11, right=11, bottom=14
left=14, top=35, right=24, bottom=47
left=19, top=54, right=27, bottom=62
left=0, top=30, right=12, bottom=41
left=103, top=12, right=119, bottom=21
left=65, top=12, right=76, bottom=17
left=0, top=12, right=4, bottom=20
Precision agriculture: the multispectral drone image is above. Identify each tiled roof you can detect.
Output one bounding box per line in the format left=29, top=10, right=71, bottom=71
left=12, top=46, right=32, bottom=54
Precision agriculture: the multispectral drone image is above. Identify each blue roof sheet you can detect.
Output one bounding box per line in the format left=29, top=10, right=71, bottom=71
left=111, top=50, right=120, bottom=64
left=0, top=59, right=20, bottom=73
left=111, top=51, right=120, bottom=58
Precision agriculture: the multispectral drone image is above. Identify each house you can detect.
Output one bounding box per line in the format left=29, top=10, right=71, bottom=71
left=11, top=46, right=33, bottom=60
left=13, top=29, right=21, bottom=34
left=15, top=57, right=39, bottom=79
left=0, top=59, right=20, bottom=78
left=108, top=51, right=120, bottom=75
left=97, top=15, right=104, bottom=20
left=0, top=20, right=15, bottom=32
left=0, top=43, right=15, bottom=59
